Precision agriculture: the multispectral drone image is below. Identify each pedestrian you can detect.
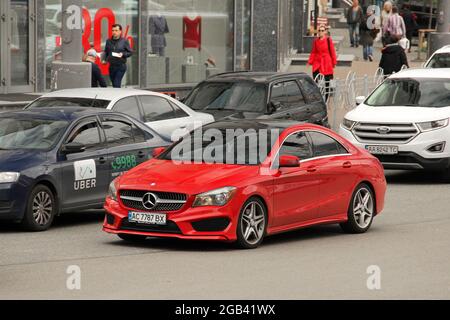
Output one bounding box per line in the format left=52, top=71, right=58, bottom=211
left=385, top=6, right=406, bottom=42
left=381, top=1, right=393, bottom=41
left=308, top=24, right=337, bottom=102
left=379, top=36, right=409, bottom=76
left=103, top=24, right=133, bottom=88
left=84, top=48, right=107, bottom=88
left=401, top=4, right=418, bottom=53
left=360, top=7, right=379, bottom=62
left=346, top=0, right=364, bottom=47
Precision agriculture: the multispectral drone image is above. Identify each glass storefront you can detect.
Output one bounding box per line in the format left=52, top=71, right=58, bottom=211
left=235, top=0, right=251, bottom=71
left=45, top=0, right=139, bottom=89
left=146, top=0, right=234, bottom=85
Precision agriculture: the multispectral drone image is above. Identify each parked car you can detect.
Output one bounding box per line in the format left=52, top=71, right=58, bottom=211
left=25, top=88, right=215, bottom=141
left=0, top=107, right=171, bottom=231
left=103, top=120, right=386, bottom=249
left=424, top=45, right=450, bottom=68
left=182, top=72, right=329, bottom=127
left=339, top=68, right=450, bottom=179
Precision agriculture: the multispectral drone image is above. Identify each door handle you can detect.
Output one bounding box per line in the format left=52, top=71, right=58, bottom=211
left=138, top=151, right=146, bottom=158
left=343, top=161, right=352, bottom=169
left=98, top=157, right=107, bottom=164
left=306, top=165, right=317, bottom=173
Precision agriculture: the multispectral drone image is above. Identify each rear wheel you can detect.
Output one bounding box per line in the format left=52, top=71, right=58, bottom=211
left=118, top=233, right=148, bottom=243
left=236, top=197, right=267, bottom=249
left=21, top=185, right=56, bottom=231
left=340, top=183, right=375, bottom=234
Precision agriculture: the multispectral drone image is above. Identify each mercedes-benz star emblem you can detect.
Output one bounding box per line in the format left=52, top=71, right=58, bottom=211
left=142, top=193, right=158, bottom=210
left=376, top=126, right=391, bottom=134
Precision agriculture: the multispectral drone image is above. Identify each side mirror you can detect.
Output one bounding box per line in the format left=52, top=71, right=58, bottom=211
left=268, top=101, right=281, bottom=114
left=61, top=142, right=86, bottom=155
left=152, top=147, right=166, bottom=158
left=355, top=96, right=366, bottom=105
left=279, top=155, right=300, bottom=168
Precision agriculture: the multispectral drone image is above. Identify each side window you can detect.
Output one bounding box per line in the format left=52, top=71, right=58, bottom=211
left=102, top=119, right=135, bottom=147
left=139, top=96, right=175, bottom=122
left=279, top=131, right=313, bottom=160
left=284, top=81, right=306, bottom=105
left=113, top=97, right=142, bottom=121
left=170, top=101, right=190, bottom=118
left=132, top=124, right=148, bottom=143
left=270, top=82, right=288, bottom=106
left=66, top=120, right=102, bottom=151
left=299, top=77, right=323, bottom=102
left=308, top=132, right=343, bottom=157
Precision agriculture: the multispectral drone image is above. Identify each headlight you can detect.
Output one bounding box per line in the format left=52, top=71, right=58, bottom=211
left=416, top=118, right=449, bottom=132
left=193, top=187, right=237, bottom=207
left=0, top=172, right=20, bottom=183
left=107, top=179, right=118, bottom=202
left=342, top=118, right=356, bottom=130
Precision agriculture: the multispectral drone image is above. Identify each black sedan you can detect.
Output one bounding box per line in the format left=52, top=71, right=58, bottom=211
left=0, top=107, right=170, bottom=231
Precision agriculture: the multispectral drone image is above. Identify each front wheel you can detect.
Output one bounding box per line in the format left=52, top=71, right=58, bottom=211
left=236, top=197, right=268, bottom=249
left=340, top=183, right=375, bottom=234
left=21, top=185, right=57, bottom=231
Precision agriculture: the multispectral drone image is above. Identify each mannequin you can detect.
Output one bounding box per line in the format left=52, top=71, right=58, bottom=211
left=183, top=4, right=201, bottom=50
left=149, top=5, right=169, bottom=56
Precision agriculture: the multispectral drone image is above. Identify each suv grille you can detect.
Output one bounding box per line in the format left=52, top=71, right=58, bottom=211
left=119, top=190, right=187, bottom=212
left=352, top=122, right=419, bottom=144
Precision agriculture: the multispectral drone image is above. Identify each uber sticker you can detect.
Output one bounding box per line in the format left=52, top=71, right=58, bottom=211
left=74, top=159, right=97, bottom=190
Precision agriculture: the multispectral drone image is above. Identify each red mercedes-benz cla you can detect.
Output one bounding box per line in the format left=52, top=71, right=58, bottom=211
left=103, top=120, right=386, bottom=249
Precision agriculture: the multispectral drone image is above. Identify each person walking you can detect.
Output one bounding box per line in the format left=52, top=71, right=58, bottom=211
left=381, top=1, right=393, bottom=42
left=103, top=24, right=133, bottom=88
left=346, top=0, right=364, bottom=47
left=308, top=24, right=337, bottom=102
left=360, top=7, right=378, bottom=62
left=379, top=36, right=409, bottom=76
left=401, top=4, right=417, bottom=53
left=84, top=48, right=107, bottom=88
left=385, top=6, right=406, bottom=42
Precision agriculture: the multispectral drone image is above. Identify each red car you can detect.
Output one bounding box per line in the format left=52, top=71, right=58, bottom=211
left=103, top=120, right=386, bottom=249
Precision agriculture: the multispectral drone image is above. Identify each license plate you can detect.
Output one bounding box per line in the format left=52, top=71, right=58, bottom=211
left=128, top=212, right=167, bottom=225
left=366, top=145, right=399, bottom=155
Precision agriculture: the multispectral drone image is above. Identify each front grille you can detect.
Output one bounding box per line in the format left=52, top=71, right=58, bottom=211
left=352, top=122, right=419, bottom=144
left=120, top=219, right=182, bottom=234
left=119, top=190, right=187, bottom=212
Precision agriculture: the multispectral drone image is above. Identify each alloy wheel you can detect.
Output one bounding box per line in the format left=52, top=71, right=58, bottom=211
left=240, top=201, right=266, bottom=246
left=352, top=187, right=374, bottom=229
left=32, top=191, right=53, bottom=226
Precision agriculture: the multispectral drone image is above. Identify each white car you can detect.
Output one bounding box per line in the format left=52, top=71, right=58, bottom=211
left=424, top=45, right=450, bottom=68
left=339, top=68, right=450, bottom=178
left=26, top=88, right=214, bottom=140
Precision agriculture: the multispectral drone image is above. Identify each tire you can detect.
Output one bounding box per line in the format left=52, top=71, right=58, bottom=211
left=21, top=185, right=57, bottom=232
left=236, top=197, right=268, bottom=249
left=118, top=233, right=148, bottom=243
left=340, top=183, right=375, bottom=234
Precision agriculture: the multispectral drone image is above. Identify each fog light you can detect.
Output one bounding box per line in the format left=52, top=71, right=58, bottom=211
left=427, top=142, right=446, bottom=153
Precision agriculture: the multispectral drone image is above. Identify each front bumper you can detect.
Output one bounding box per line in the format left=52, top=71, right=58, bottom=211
left=103, top=197, right=241, bottom=242
left=339, top=126, right=450, bottom=170
left=0, top=183, right=27, bottom=221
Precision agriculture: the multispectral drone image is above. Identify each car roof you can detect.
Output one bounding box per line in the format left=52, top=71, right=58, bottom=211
left=39, top=88, right=163, bottom=101
left=432, top=45, right=450, bottom=54
left=389, top=68, right=450, bottom=79
left=203, top=120, right=305, bottom=131
left=0, top=107, right=114, bottom=122
left=205, top=72, right=308, bottom=83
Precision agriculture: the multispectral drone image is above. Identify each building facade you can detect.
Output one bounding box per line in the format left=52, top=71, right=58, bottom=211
left=0, top=0, right=304, bottom=94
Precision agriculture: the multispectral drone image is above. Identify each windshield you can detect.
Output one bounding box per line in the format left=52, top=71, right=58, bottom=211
left=184, top=82, right=267, bottom=113
left=365, top=78, right=450, bottom=108
left=161, top=128, right=279, bottom=165
left=27, top=97, right=110, bottom=109
left=0, top=118, right=68, bottom=150
left=426, top=53, right=450, bottom=68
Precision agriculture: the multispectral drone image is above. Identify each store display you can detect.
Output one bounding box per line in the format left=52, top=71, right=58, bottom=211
left=183, top=16, right=202, bottom=50
left=149, top=15, right=170, bottom=56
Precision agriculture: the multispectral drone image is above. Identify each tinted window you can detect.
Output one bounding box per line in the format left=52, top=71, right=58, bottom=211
left=285, top=81, right=305, bottom=105
left=426, top=53, right=450, bottom=68
left=270, top=82, right=289, bottom=105
left=271, top=81, right=305, bottom=109
left=140, top=96, right=175, bottom=122
left=102, top=119, right=135, bottom=147
left=113, top=97, right=142, bottom=121
left=67, top=121, right=102, bottom=151
left=170, top=101, right=189, bottom=118
left=132, top=124, right=147, bottom=143
left=27, top=97, right=110, bottom=109
left=308, top=132, right=341, bottom=157
left=279, top=131, right=313, bottom=160
left=299, top=77, right=323, bottom=102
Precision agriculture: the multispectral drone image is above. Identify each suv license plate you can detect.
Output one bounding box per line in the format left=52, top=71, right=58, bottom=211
left=366, top=145, right=399, bottom=155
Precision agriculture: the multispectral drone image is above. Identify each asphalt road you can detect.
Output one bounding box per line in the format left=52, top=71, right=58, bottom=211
left=0, top=170, right=449, bottom=300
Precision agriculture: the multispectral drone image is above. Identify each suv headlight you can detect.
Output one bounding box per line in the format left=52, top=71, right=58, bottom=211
left=342, top=118, right=356, bottom=130
left=0, top=172, right=20, bottom=183
left=416, top=118, right=449, bottom=132
left=107, top=179, right=118, bottom=202
left=193, top=187, right=237, bottom=207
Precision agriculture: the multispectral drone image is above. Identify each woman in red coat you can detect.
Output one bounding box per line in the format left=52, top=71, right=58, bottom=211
left=308, top=25, right=337, bottom=101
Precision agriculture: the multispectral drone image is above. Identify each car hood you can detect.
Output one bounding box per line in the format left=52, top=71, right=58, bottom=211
left=199, top=109, right=266, bottom=120
left=0, top=150, right=47, bottom=172
left=118, top=159, right=261, bottom=195
left=346, top=104, right=450, bottom=123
